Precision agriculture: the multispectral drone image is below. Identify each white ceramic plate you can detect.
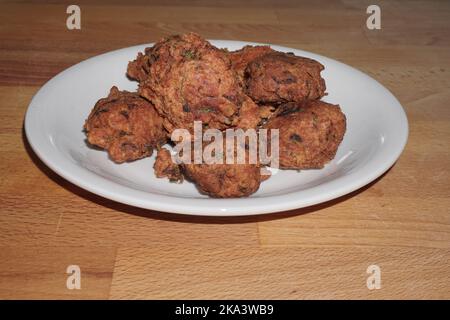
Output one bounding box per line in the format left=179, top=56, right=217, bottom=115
left=25, top=40, right=408, bottom=216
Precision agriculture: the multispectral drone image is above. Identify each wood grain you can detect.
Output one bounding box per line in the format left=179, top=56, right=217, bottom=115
left=109, top=246, right=449, bottom=299
left=0, top=0, right=449, bottom=299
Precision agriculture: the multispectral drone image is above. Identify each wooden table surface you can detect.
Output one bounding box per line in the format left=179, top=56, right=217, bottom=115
left=0, top=0, right=449, bottom=299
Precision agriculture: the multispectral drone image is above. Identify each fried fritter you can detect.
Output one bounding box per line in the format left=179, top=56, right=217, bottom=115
left=153, top=135, right=264, bottom=197
left=128, top=33, right=211, bottom=83
left=263, top=100, right=346, bottom=169
left=153, top=147, right=183, bottom=182
left=231, top=95, right=262, bottom=130
left=184, top=162, right=261, bottom=198
left=83, top=32, right=352, bottom=199
left=84, top=86, right=167, bottom=163
left=133, top=33, right=252, bottom=133
left=127, top=52, right=152, bottom=82
left=245, top=52, right=326, bottom=104
left=174, top=133, right=264, bottom=197
left=229, top=45, right=274, bottom=80
left=183, top=142, right=263, bottom=197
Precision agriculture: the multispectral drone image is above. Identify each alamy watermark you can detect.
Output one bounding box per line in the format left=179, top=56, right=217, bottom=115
left=171, top=121, right=279, bottom=175
left=366, top=264, right=381, bottom=290
left=66, top=265, right=81, bottom=290
left=66, top=5, right=81, bottom=30
left=366, top=5, right=381, bottom=30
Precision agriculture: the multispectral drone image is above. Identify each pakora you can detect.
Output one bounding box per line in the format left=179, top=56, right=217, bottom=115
left=263, top=100, right=346, bottom=169
left=84, top=86, right=167, bottom=163
left=245, top=51, right=326, bottom=104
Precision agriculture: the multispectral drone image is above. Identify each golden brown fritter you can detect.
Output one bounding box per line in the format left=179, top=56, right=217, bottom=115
left=86, top=33, right=350, bottom=199
left=127, top=52, right=152, bottom=82
left=231, top=95, right=262, bottom=130
left=174, top=134, right=264, bottom=197
left=153, top=136, right=265, bottom=197
left=153, top=147, right=183, bottom=182
left=245, top=52, right=326, bottom=104
left=184, top=161, right=261, bottom=198
left=183, top=145, right=263, bottom=198
left=229, top=45, right=274, bottom=80
left=84, top=86, right=167, bottom=163
left=132, top=33, right=251, bottom=134
left=128, top=33, right=211, bottom=83
left=263, top=100, right=346, bottom=169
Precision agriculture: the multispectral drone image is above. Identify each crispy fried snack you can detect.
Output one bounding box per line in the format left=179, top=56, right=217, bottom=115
left=153, top=147, right=183, bottom=183
left=230, top=95, right=262, bottom=130
left=86, top=33, right=350, bottom=199
left=229, top=45, right=274, bottom=80
left=153, top=135, right=264, bottom=197
left=245, top=52, right=326, bottom=104
left=184, top=161, right=261, bottom=198
left=84, top=86, right=167, bottom=163
left=183, top=134, right=266, bottom=198
left=129, top=33, right=260, bottom=133
left=127, top=52, right=152, bottom=82
left=263, top=100, right=346, bottom=169
left=127, top=33, right=211, bottom=82
left=183, top=149, right=263, bottom=198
